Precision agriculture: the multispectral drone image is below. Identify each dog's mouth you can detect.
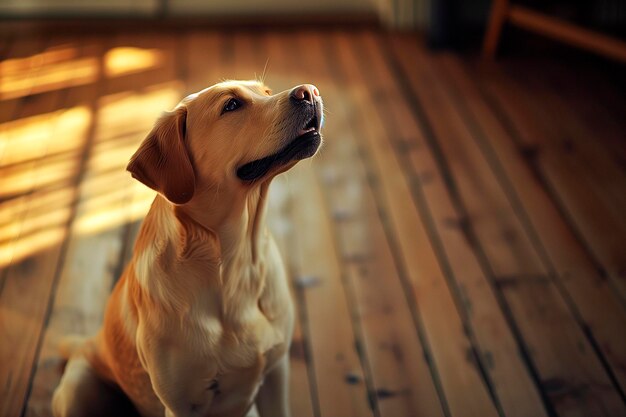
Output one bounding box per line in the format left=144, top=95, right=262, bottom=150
left=236, top=112, right=322, bottom=182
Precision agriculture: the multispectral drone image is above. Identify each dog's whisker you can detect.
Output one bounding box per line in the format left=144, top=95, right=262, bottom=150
left=261, top=58, right=270, bottom=84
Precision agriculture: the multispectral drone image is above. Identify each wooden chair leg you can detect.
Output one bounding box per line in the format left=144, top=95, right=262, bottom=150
left=483, top=0, right=509, bottom=58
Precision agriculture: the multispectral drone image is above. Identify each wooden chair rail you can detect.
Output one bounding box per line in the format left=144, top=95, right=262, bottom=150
left=483, top=0, right=626, bottom=63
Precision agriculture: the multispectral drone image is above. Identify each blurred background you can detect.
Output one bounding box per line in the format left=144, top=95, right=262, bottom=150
left=1, top=1, right=625, bottom=417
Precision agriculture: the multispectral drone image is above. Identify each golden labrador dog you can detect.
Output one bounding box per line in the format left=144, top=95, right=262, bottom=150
left=52, top=80, right=323, bottom=417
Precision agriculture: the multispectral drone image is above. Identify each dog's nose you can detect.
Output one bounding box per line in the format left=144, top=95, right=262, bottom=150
left=290, top=84, right=320, bottom=104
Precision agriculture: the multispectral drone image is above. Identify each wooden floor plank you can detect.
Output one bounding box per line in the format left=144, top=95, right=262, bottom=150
left=523, top=84, right=626, bottom=217
left=289, top=161, right=375, bottom=417
left=232, top=31, right=266, bottom=82
left=469, top=60, right=626, bottom=307
left=1, top=35, right=97, bottom=102
left=300, top=31, right=448, bottom=417
left=0, top=35, right=94, bottom=417
left=351, top=32, right=549, bottom=417
left=0, top=36, right=49, bottom=270
left=362, top=32, right=550, bottom=417
left=555, top=67, right=626, bottom=173
left=507, top=65, right=626, bottom=228
left=185, top=31, right=222, bottom=94
left=0, top=35, right=12, bottom=61
left=0, top=35, right=74, bottom=121
left=266, top=173, right=317, bottom=417
left=0, top=36, right=42, bottom=161
left=435, top=51, right=626, bottom=397
left=507, top=58, right=626, bottom=176
left=387, top=34, right=626, bottom=417
left=333, top=31, right=502, bottom=417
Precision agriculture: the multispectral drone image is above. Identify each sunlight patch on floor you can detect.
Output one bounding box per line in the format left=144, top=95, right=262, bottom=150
left=0, top=188, right=74, bottom=268
left=0, top=106, right=91, bottom=166
left=1, top=45, right=166, bottom=100
left=1, top=55, right=99, bottom=100
left=104, top=47, right=164, bottom=78
left=0, top=82, right=182, bottom=266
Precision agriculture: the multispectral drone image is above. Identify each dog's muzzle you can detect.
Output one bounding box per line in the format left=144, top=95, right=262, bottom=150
left=236, top=85, right=323, bottom=182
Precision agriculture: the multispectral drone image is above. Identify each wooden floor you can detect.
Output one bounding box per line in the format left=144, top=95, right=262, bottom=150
left=1, top=27, right=626, bottom=417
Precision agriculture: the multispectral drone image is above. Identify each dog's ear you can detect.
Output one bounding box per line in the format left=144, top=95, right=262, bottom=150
left=127, top=107, right=195, bottom=205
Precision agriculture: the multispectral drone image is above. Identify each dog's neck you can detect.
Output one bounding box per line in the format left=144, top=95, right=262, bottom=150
left=132, top=182, right=272, bottom=318
left=179, top=181, right=271, bottom=263
left=215, top=183, right=270, bottom=265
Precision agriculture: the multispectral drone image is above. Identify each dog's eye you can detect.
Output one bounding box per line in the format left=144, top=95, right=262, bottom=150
left=222, top=98, right=242, bottom=114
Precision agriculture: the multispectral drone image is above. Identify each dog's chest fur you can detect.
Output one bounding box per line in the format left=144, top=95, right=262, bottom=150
left=110, top=214, right=292, bottom=417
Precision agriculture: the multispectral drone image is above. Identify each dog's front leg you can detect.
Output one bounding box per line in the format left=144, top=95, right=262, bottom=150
left=255, top=354, right=290, bottom=417
left=139, top=340, right=215, bottom=417
left=151, top=362, right=216, bottom=417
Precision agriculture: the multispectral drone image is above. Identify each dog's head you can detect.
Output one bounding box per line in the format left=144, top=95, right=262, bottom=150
left=127, top=80, right=323, bottom=205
